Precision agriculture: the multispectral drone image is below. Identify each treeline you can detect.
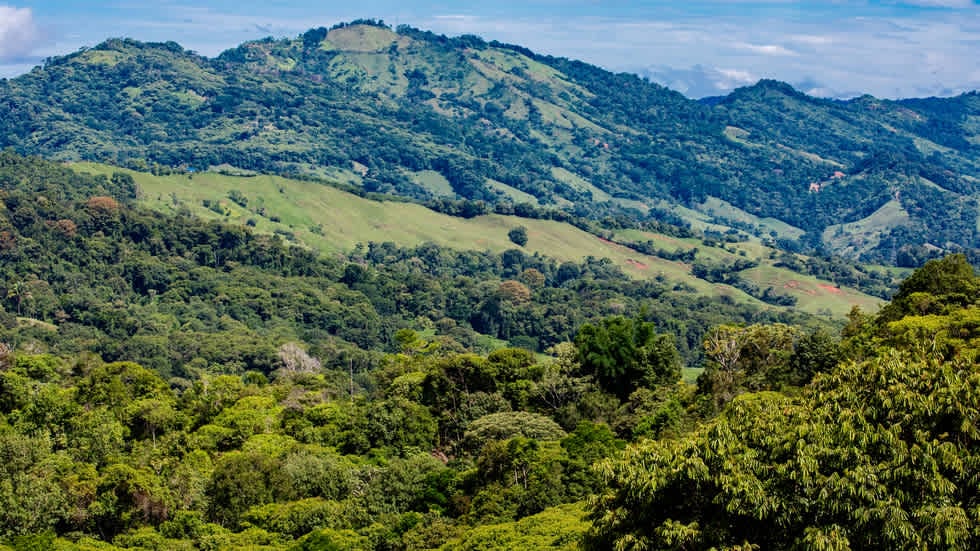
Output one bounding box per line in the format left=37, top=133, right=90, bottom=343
left=0, top=153, right=814, bottom=375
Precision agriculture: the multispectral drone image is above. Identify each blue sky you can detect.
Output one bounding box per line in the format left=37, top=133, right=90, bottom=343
left=2, top=1, right=978, bottom=98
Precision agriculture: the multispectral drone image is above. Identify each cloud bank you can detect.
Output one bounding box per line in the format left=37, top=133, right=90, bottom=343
left=418, top=8, right=980, bottom=99
left=0, top=5, right=39, bottom=61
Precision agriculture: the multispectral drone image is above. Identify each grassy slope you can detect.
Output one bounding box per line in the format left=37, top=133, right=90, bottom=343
left=822, top=200, right=911, bottom=258
left=698, top=196, right=806, bottom=240
left=74, top=163, right=882, bottom=318
left=410, top=170, right=455, bottom=197
left=614, top=228, right=882, bottom=317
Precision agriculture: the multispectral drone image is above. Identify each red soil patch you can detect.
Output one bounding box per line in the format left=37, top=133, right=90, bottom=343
left=626, top=258, right=648, bottom=270
left=784, top=280, right=816, bottom=295
left=818, top=283, right=843, bottom=295
left=597, top=236, right=631, bottom=253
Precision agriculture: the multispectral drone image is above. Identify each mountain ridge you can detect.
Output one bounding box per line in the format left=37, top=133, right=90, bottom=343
left=2, top=20, right=978, bottom=264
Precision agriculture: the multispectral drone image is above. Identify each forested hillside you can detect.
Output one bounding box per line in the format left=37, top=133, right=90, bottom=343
left=0, top=152, right=977, bottom=550
left=1, top=20, right=978, bottom=263
left=2, top=17, right=979, bottom=551
left=0, top=152, right=820, bottom=369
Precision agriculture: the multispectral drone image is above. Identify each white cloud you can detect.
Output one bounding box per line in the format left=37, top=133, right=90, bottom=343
left=788, top=34, right=834, bottom=47
left=734, top=42, right=798, bottom=56
left=0, top=5, right=40, bottom=61
left=415, top=10, right=980, bottom=99
left=639, top=65, right=760, bottom=97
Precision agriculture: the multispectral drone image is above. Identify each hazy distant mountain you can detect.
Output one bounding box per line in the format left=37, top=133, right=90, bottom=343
left=634, top=65, right=863, bottom=100
left=1, top=20, right=977, bottom=263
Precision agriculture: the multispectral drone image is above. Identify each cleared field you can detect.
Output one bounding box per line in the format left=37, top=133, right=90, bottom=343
left=822, top=200, right=910, bottom=258
left=740, top=265, right=881, bottom=318
left=616, top=228, right=883, bottom=318
left=74, top=163, right=883, bottom=318
left=410, top=170, right=455, bottom=197
left=486, top=179, right=539, bottom=205
left=698, top=196, right=806, bottom=240
left=550, top=167, right=611, bottom=202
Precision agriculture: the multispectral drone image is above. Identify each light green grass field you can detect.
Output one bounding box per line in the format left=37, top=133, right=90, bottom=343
left=698, top=196, right=806, bottom=240
left=410, top=170, right=455, bottom=197
left=822, top=200, right=910, bottom=258
left=740, top=265, right=881, bottom=318
left=74, top=163, right=883, bottom=318
left=550, top=167, right=611, bottom=202
left=614, top=229, right=883, bottom=318
left=486, top=179, right=539, bottom=205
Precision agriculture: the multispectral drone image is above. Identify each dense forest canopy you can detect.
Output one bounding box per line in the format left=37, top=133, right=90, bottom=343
left=0, top=152, right=977, bottom=549
left=1, top=22, right=978, bottom=263
left=587, top=254, right=980, bottom=550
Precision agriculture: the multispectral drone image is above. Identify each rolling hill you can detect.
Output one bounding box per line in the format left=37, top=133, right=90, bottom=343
left=73, top=161, right=885, bottom=318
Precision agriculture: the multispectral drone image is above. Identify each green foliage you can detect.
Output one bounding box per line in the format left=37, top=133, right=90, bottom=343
left=588, top=256, right=980, bottom=550
left=464, top=412, right=567, bottom=451
left=697, top=322, right=804, bottom=411
left=290, top=528, right=368, bottom=551
left=441, top=503, right=588, bottom=550
left=594, top=348, right=980, bottom=549
left=242, top=498, right=352, bottom=538
left=507, top=226, right=528, bottom=247
left=208, top=451, right=290, bottom=528
left=877, top=253, right=978, bottom=323
left=575, top=316, right=681, bottom=399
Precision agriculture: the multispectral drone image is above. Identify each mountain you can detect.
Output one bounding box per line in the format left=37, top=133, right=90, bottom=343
left=1, top=20, right=978, bottom=263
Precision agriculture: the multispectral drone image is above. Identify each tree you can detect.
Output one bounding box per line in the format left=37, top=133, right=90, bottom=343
left=442, top=503, right=588, bottom=550
left=534, top=342, right=591, bottom=412
left=507, top=226, right=528, bottom=247
left=464, top=412, right=567, bottom=452
left=698, top=323, right=802, bottom=411
left=575, top=316, right=680, bottom=400
left=877, top=253, right=978, bottom=324
left=497, top=280, right=531, bottom=304
left=589, top=346, right=980, bottom=550
left=518, top=268, right=545, bottom=288
left=208, top=451, right=288, bottom=528
left=277, top=342, right=322, bottom=377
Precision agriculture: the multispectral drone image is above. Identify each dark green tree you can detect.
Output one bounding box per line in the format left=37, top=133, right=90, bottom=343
left=877, top=253, right=978, bottom=323
left=507, top=226, right=528, bottom=247
left=574, top=316, right=681, bottom=400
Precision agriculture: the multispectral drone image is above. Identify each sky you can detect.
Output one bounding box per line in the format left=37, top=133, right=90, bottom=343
left=1, top=1, right=979, bottom=99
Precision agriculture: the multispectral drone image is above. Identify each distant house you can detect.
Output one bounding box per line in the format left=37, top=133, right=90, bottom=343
left=808, top=182, right=821, bottom=193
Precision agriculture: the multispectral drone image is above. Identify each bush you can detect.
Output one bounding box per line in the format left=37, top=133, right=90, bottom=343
left=507, top=226, right=528, bottom=247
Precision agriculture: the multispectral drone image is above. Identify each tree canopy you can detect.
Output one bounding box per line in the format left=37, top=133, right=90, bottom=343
left=587, top=257, right=980, bottom=550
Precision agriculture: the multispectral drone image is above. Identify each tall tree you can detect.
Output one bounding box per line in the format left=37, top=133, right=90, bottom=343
left=575, top=316, right=680, bottom=400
